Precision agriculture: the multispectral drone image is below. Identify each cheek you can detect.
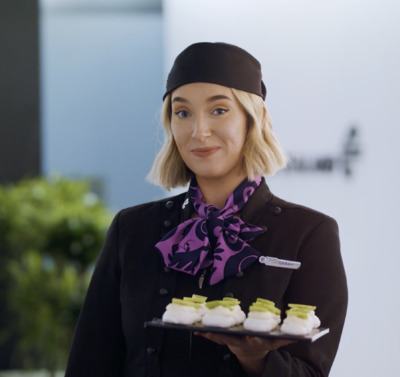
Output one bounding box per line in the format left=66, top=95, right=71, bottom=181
left=171, top=126, right=187, bottom=153
left=170, top=124, right=177, bottom=138
left=227, top=121, right=247, bottom=149
left=170, top=125, right=181, bottom=143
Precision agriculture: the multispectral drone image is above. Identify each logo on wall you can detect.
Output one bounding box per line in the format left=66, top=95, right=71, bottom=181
left=285, top=126, right=361, bottom=176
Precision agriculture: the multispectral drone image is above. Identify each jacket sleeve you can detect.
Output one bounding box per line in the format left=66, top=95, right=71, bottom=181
left=64, top=212, right=125, bottom=377
left=261, top=216, right=348, bottom=377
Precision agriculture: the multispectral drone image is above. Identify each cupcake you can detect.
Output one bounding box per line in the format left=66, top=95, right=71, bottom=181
left=243, top=298, right=281, bottom=332
left=280, top=304, right=320, bottom=336
left=162, top=298, right=202, bottom=325
left=202, top=300, right=238, bottom=328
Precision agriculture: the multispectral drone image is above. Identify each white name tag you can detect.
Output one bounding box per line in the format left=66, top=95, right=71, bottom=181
left=259, top=256, right=301, bottom=270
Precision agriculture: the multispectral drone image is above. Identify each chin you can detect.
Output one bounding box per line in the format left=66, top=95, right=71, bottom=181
left=189, top=166, right=222, bottom=179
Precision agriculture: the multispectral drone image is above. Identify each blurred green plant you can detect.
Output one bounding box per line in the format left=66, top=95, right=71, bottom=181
left=0, top=175, right=114, bottom=375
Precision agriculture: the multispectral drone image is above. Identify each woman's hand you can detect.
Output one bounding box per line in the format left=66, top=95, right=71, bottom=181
left=195, top=332, right=295, bottom=377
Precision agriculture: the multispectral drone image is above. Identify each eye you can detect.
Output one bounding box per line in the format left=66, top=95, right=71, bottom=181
left=212, top=108, right=228, bottom=115
left=174, top=110, right=191, bottom=119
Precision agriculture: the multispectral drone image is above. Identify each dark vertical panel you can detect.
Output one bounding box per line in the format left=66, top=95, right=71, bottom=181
left=0, top=0, right=40, bottom=184
left=0, top=0, right=39, bottom=368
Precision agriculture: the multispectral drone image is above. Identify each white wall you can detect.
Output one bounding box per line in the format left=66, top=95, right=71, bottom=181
left=163, top=1, right=400, bottom=376
left=41, top=6, right=165, bottom=211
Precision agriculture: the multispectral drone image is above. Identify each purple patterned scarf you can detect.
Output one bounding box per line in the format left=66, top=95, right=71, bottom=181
left=155, top=176, right=265, bottom=285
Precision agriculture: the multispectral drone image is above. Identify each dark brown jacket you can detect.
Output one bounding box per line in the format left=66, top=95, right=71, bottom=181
left=65, top=180, right=348, bottom=377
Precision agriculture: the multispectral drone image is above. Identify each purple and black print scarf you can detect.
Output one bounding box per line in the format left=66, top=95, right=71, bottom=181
left=155, top=176, right=265, bottom=285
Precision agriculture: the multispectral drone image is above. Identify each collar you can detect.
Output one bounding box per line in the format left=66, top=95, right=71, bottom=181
left=240, top=177, right=273, bottom=224
left=180, top=177, right=273, bottom=223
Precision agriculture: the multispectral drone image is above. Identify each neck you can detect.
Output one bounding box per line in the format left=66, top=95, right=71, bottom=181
left=195, top=173, right=248, bottom=209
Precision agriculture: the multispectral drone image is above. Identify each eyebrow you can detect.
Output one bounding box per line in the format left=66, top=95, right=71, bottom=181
left=207, top=95, right=232, bottom=103
left=171, top=94, right=232, bottom=104
left=171, top=96, right=188, bottom=104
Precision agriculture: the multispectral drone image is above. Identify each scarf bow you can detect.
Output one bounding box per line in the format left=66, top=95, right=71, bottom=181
left=155, top=177, right=264, bottom=285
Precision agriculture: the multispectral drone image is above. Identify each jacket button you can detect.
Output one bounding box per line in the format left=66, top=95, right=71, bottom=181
left=224, top=292, right=234, bottom=298
left=273, top=207, right=282, bottom=216
left=165, top=200, right=174, bottom=209
left=235, top=271, right=244, bottom=278
left=222, top=353, right=231, bottom=361
left=159, top=288, right=168, bottom=296
left=147, top=346, right=157, bottom=355
left=163, top=219, right=172, bottom=228
left=164, top=266, right=171, bottom=273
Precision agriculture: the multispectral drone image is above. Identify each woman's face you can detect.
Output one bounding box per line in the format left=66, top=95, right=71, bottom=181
left=170, top=82, right=248, bottom=185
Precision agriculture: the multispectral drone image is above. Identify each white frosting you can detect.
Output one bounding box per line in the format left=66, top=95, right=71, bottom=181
left=231, top=305, right=246, bottom=325
left=162, top=303, right=202, bottom=325
left=280, top=315, right=314, bottom=336
left=202, top=314, right=236, bottom=328
left=247, top=311, right=276, bottom=320
left=280, top=322, right=310, bottom=336
left=309, top=311, right=321, bottom=328
left=197, top=303, right=209, bottom=317
left=243, top=310, right=281, bottom=332
left=202, top=306, right=236, bottom=328
left=243, top=317, right=276, bottom=332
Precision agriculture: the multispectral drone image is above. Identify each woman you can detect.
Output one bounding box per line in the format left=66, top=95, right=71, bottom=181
left=65, top=42, right=347, bottom=377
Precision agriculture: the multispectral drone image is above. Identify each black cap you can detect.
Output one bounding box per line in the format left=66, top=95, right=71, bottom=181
left=163, top=42, right=266, bottom=101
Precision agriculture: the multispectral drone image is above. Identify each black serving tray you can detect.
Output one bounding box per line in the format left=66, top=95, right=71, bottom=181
left=145, top=319, right=329, bottom=343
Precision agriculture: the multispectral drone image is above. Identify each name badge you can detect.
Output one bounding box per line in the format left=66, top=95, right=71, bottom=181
left=259, top=256, right=301, bottom=270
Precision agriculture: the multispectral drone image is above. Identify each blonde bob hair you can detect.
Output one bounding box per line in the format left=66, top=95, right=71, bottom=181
left=147, top=88, right=288, bottom=190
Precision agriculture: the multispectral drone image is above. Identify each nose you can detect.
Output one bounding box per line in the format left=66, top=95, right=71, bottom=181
left=192, top=115, right=211, bottom=141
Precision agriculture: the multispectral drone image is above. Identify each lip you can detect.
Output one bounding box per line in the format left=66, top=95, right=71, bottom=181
left=191, top=146, right=220, bottom=157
